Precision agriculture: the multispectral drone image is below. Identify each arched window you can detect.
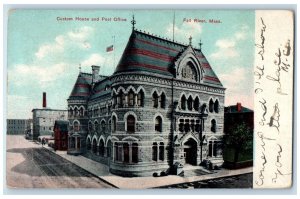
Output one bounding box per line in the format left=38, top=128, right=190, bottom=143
left=108, top=120, right=111, bottom=133
left=92, top=139, right=97, bottom=154
left=87, top=138, right=91, bottom=150
left=118, top=91, right=125, bottom=107
left=132, top=143, right=138, bottom=163
left=209, top=99, right=214, bottom=113
left=159, top=142, right=164, bottom=161
left=195, top=120, right=200, bottom=132
left=69, top=108, right=73, bottom=117
left=187, top=96, right=193, bottom=111
left=137, top=90, right=144, bottom=107
left=112, top=116, right=117, bottom=133
left=182, top=62, right=197, bottom=81
left=101, top=120, right=106, bottom=133
left=99, top=139, right=105, bottom=156
left=194, top=97, right=200, bottom=111
left=74, top=107, right=78, bottom=116
left=80, top=107, right=84, bottom=116
left=184, top=119, right=190, bottom=132
left=94, top=121, right=99, bottom=133
left=73, top=121, right=80, bottom=131
left=160, top=93, right=166, bottom=109
left=107, top=140, right=112, bottom=158
left=152, top=142, right=158, bottom=161
left=128, top=90, right=135, bottom=107
left=211, top=119, right=217, bottom=132
left=127, top=115, right=135, bottom=133
left=214, top=99, right=219, bottom=113
left=152, top=92, right=159, bottom=108
left=181, top=95, right=186, bottom=110
left=179, top=119, right=184, bottom=132
left=155, top=116, right=162, bottom=132
left=123, top=143, right=129, bottom=163
left=114, top=142, right=119, bottom=161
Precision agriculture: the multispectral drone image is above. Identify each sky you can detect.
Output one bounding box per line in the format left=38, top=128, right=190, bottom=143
left=7, top=10, right=255, bottom=119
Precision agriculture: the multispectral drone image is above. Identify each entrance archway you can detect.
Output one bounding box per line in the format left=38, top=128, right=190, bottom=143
left=183, top=138, right=198, bottom=165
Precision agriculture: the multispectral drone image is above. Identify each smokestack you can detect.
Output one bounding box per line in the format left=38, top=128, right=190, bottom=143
left=43, top=92, right=47, bottom=108
left=237, top=102, right=242, bottom=112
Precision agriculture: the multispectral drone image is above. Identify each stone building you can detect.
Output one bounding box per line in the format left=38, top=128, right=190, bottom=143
left=67, top=23, right=225, bottom=176
left=7, top=119, right=30, bottom=135
left=32, top=93, right=67, bottom=140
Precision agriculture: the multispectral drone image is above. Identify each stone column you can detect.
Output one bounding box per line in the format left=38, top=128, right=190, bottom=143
left=134, top=95, right=138, bottom=107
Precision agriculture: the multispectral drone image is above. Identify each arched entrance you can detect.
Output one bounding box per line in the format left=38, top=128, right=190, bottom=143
left=183, top=138, right=198, bottom=165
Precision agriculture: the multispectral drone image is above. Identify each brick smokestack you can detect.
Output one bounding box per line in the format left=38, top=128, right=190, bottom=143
left=43, top=92, right=47, bottom=108
left=237, top=102, right=242, bottom=112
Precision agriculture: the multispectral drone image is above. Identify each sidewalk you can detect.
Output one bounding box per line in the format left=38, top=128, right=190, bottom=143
left=43, top=145, right=252, bottom=189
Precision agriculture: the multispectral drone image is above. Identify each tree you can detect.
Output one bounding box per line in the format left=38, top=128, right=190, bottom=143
left=224, top=122, right=253, bottom=162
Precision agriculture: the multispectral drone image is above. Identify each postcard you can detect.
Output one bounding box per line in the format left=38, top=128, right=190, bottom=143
left=5, top=9, right=294, bottom=189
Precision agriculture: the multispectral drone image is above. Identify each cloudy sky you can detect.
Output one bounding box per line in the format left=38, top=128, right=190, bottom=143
left=7, top=10, right=254, bottom=119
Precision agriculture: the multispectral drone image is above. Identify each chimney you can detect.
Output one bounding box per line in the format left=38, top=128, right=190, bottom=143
left=43, top=92, right=47, bottom=108
left=237, top=102, right=242, bottom=112
left=92, top=65, right=100, bottom=84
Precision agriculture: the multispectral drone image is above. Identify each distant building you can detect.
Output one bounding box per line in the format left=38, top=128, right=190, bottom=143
left=7, top=119, right=30, bottom=135
left=32, top=92, right=67, bottom=140
left=223, top=103, right=253, bottom=169
left=54, top=120, right=69, bottom=150
left=224, top=103, right=253, bottom=133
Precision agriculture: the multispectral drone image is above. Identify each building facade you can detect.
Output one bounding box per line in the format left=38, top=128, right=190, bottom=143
left=32, top=109, right=68, bottom=140
left=67, top=28, right=225, bottom=176
left=7, top=119, right=30, bottom=135
left=54, top=120, right=69, bottom=151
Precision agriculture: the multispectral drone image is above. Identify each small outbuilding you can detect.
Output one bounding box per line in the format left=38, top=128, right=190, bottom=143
left=54, top=120, right=69, bottom=151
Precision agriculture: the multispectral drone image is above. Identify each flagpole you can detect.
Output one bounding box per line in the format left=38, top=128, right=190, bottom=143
left=173, top=11, right=175, bottom=42
left=113, top=35, right=116, bottom=68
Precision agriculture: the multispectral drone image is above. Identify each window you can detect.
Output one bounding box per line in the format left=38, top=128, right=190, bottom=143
left=152, top=92, right=159, bottom=108
left=127, top=115, right=135, bottom=133
left=87, top=139, right=91, bottom=150
left=159, top=142, right=164, bottom=161
left=179, top=119, right=184, bottom=132
left=160, top=93, right=166, bottom=108
left=211, top=119, right=217, bottom=132
left=123, top=143, right=129, bottom=163
left=122, top=93, right=126, bottom=107
left=184, top=119, right=190, bottom=132
left=137, top=90, right=144, bottom=107
left=112, top=116, right=117, bottom=133
left=214, top=99, right=219, bottom=113
left=114, top=143, right=119, bottom=161
left=74, top=121, right=80, bottom=131
left=128, top=90, right=135, bottom=106
left=181, top=95, right=186, bottom=110
left=94, top=121, right=99, bottom=133
left=74, top=107, right=78, bottom=116
left=99, top=139, right=105, bottom=156
left=195, top=120, right=200, bottom=132
left=80, top=107, right=84, bottom=116
left=101, top=120, right=106, bottom=133
left=152, top=142, right=158, bottom=161
left=108, top=120, right=111, bottom=133
left=92, top=139, right=97, bottom=154
left=187, top=96, right=193, bottom=111
left=132, top=143, right=138, bottom=163
left=209, top=99, right=214, bottom=113
left=155, top=116, right=162, bottom=132
left=194, top=97, right=200, bottom=111
left=107, top=140, right=112, bottom=158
